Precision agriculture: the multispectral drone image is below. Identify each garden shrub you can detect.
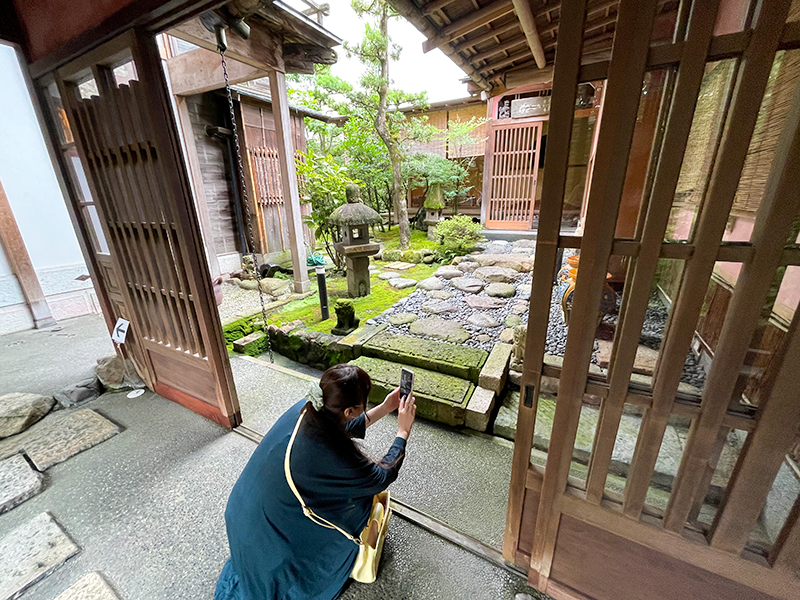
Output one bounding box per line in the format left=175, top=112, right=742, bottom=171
left=436, top=215, right=484, bottom=257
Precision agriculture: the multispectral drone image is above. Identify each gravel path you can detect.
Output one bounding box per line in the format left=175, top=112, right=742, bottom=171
left=374, top=241, right=708, bottom=387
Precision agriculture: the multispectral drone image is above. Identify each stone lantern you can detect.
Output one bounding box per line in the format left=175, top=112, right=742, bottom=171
left=329, top=183, right=382, bottom=298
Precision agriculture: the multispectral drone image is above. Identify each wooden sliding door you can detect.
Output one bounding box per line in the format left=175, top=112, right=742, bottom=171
left=54, top=30, right=240, bottom=428
left=506, top=0, right=800, bottom=599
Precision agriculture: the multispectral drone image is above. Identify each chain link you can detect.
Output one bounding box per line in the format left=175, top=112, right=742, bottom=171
left=220, top=48, right=274, bottom=363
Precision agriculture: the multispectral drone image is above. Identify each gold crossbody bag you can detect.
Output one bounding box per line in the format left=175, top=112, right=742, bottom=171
left=283, top=408, right=391, bottom=584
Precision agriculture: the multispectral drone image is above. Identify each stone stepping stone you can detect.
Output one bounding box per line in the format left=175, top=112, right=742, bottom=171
left=511, top=301, right=528, bottom=315
left=499, top=328, right=515, bottom=343
left=465, top=295, right=506, bottom=310
left=475, top=266, right=519, bottom=283
left=0, top=409, right=120, bottom=471
left=434, top=266, right=462, bottom=280
left=0, top=512, right=79, bottom=600
left=477, top=334, right=492, bottom=343
left=451, top=277, right=484, bottom=294
left=378, top=272, right=401, bottom=280
left=388, top=313, right=418, bottom=325
left=387, top=278, right=417, bottom=289
left=361, top=330, right=487, bottom=381
left=0, top=454, right=44, bottom=515
left=516, top=283, right=532, bottom=300
left=505, top=315, right=522, bottom=328
left=513, top=239, right=537, bottom=248
left=421, top=299, right=457, bottom=315
left=409, top=316, right=470, bottom=344
left=511, top=247, right=535, bottom=254
left=486, top=282, right=517, bottom=298
left=350, top=356, right=474, bottom=426
left=55, top=573, right=120, bottom=600
left=467, top=313, right=501, bottom=328
left=416, top=277, right=445, bottom=291
left=0, top=393, right=55, bottom=438
left=428, top=290, right=452, bottom=300
left=384, top=261, right=416, bottom=271
left=474, top=254, right=534, bottom=272
left=457, top=262, right=478, bottom=274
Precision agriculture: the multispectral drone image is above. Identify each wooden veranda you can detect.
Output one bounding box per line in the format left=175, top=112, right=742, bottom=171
left=391, top=0, right=800, bottom=598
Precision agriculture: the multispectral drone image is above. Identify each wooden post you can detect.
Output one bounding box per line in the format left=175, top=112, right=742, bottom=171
left=268, top=68, right=309, bottom=293
left=0, top=178, right=56, bottom=329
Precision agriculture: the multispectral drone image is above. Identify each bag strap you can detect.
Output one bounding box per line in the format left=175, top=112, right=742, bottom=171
left=284, top=408, right=364, bottom=547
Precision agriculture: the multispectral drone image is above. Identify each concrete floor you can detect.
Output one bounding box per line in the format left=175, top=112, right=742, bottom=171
left=0, top=316, right=543, bottom=600
left=0, top=315, right=114, bottom=396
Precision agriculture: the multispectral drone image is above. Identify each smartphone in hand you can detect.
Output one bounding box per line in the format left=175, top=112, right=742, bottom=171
left=399, top=367, right=414, bottom=400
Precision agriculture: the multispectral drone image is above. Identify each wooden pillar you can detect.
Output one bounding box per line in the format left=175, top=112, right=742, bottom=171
left=268, top=68, right=309, bottom=293
left=0, top=178, right=57, bottom=328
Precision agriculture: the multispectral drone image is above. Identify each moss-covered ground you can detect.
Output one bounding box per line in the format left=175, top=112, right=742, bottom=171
left=262, top=260, right=439, bottom=334
left=373, top=226, right=440, bottom=252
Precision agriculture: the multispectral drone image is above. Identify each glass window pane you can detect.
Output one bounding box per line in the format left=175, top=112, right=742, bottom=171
left=82, top=205, right=109, bottom=254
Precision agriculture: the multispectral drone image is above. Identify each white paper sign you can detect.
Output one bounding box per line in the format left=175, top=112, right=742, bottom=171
left=111, top=318, right=130, bottom=344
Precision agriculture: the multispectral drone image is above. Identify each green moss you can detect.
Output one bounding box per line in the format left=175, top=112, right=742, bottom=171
left=263, top=264, right=438, bottom=335
left=362, top=331, right=487, bottom=382
left=374, top=227, right=439, bottom=252
left=351, top=355, right=473, bottom=426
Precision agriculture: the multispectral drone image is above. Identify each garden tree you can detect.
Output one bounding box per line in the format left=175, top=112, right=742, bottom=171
left=347, top=0, right=429, bottom=250
left=295, top=149, right=355, bottom=270
left=402, top=152, right=470, bottom=213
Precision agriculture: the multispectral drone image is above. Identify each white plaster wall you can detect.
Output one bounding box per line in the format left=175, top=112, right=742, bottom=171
left=0, top=44, right=101, bottom=333
left=0, top=44, right=85, bottom=270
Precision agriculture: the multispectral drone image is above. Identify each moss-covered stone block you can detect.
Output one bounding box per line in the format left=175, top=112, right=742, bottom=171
left=350, top=356, right=474, bottom=426
left=382, top=249, right=402, bottom=262
left=232, top=332, right=265, bottom=355
left=362, top=331, right=487, bottom=383
left=400, top=250, right=421, bottom=264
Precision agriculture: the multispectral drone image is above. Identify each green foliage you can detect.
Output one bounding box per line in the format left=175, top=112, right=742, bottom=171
left=435, top=215, right=484, bottom=256
left=402, top=153, right=470, bottom=210
left=296, top=149, right=355, bottom=269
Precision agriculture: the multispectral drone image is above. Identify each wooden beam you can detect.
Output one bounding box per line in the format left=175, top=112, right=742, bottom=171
left=422, top=0, right=458, bottom=15
left=512, top=0, right=546, bottom=68
left=423, top=0, right=515, bottom=53
left=770, top=491, right=800, bottom=574
left=470, top=35, right=529, bottom=63
left=480, top=48, right=532, bottom=74
left=0, top=178, right=56, bottom=329
left=453, top=20, right=521, bottom=54
left=268, top=69, right=309, bottom=293
left=166, top=46, right=266, bottom=96
left=389, top=0, right=495, bottom=91
left=168, top=16, right=284, bottom=72
left=530, top=0, right=658, bottom=588
left=504, top=0, right=586, bottom=571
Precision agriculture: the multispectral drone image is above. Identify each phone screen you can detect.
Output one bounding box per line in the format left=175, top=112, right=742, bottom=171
left=400, top=368, right=414, bottom=399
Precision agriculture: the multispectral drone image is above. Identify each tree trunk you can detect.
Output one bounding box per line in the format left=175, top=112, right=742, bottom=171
left=373, top=1, right=410, bottom=250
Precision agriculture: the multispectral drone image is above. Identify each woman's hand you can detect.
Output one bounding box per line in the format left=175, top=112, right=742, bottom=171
left=397, top=394, right=416, bottom=440
left=382, top=388, right=401, bottom=412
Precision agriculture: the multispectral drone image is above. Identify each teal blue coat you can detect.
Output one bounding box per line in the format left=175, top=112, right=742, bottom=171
left=215, top=400, right=406, bottom=600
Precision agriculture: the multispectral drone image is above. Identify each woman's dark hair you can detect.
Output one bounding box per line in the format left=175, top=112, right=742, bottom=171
left=303, top=364, right=373, bottom=463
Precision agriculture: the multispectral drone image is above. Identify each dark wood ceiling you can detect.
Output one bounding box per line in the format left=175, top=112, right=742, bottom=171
left=388, top=0, right=680, bottom=93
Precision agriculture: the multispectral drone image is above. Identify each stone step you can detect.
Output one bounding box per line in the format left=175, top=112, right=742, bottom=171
left=361, top=331, right=488, bottom=383
left=350, top=356, right=476, bottom=427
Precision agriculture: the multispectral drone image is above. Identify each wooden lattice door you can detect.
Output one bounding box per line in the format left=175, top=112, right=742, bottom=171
left=485, top=119, right=543, bottom=230
left=506, top=1, right=800, bottom=599
left=55, top=30, right=240, bottom=428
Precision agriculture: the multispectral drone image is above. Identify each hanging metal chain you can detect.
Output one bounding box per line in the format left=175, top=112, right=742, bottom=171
left=220, top=47, right=274, bottom=363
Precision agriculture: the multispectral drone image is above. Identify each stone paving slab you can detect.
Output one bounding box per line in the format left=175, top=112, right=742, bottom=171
left=0, top=512, right=79, bottom=600
left=384, top=261, right=416, bottom=271
left=0, top=409, right=120, bottom=471
left=0, top=454, right=44, bottom=514
left=54, top=573, right=120, bottom=600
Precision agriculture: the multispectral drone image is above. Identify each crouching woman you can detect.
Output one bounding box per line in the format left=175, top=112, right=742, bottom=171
left=215, top=363, right=416, bottom=600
